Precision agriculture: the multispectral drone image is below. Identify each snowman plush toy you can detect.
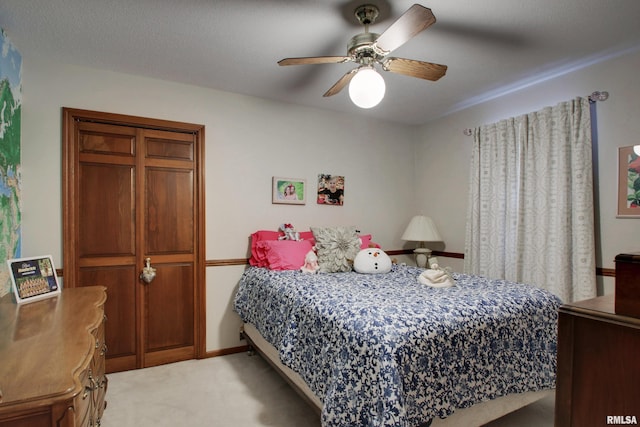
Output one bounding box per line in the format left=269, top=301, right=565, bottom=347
left=353, top=247, right=392, bottom=274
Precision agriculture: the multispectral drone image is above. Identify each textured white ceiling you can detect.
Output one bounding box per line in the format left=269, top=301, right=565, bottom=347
left=2, top=0, right=640, bottom=125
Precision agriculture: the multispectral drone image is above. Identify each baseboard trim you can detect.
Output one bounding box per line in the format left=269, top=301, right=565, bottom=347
left=202, top=345, right=249, bottom=359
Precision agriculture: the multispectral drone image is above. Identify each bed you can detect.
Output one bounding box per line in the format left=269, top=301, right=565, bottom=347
left=233, top=227, right=561, bottom=427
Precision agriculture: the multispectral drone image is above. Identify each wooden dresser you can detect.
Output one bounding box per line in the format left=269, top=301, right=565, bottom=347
left=0, top=286, right=107, bottom=427
left=555, top=294, right=640, bottom=426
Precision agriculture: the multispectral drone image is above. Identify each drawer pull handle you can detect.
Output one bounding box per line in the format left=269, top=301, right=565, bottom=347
left=86, top=370, right=103, bottom=391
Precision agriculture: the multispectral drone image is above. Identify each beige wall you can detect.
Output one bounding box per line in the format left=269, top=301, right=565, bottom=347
left=20, top=55, right=418, bottom=352
left=19, top=48, right=640, bottom=352
left=415, top=47, right=640, bottom=296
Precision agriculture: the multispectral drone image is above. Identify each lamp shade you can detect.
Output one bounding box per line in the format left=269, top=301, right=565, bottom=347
left=349, top=67, right=385, bottom=109
left=634, top=145, right=640, bottom=156
left=401, top=215, right=442, bottom=242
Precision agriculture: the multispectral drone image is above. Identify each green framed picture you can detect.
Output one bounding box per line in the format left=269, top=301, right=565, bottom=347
left=272, top=177, right=306, bottom=205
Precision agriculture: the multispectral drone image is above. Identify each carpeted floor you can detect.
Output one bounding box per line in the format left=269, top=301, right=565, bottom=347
left=100, top=353, right=554, bottom=427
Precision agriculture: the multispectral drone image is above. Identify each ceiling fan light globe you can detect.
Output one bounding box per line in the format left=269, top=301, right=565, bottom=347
left=349, top=68, right=385, bottom=109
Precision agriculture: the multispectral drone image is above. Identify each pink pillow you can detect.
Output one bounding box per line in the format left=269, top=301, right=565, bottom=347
left=299, top=231, right=315, bottom=243
left=260, top=240, right=314, bottom=270
left=249, top=230, right=281, bottom=266
left=250, top=230, right=317, bottom=266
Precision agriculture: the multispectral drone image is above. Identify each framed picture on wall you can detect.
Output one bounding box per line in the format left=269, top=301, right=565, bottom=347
left=272, top=177, right=306, bottom=205
left=7, top=255, right=60, bottom=304
left=317, top=174, right=344, bottom=205
left=617, top=145, right=640, bottom=217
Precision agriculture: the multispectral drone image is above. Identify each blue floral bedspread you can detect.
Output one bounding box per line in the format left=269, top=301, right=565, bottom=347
left=233, top=265, right=562, bottom=427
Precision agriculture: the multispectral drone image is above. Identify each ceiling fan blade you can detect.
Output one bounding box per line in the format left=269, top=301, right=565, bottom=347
left=323, top=68, right=359, bottom=97
left=382, top=57, right=447, bottom=81
left=373, top=4, right=436, bottom=55
left=278, top=56, right=351, bottom=66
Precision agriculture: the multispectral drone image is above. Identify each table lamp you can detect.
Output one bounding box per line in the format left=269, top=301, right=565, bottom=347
left=401, top=215, right=442, bottom=268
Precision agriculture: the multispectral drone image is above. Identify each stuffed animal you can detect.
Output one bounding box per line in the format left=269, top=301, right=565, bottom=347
left=353, top=248, right=392, bottom=274
left=300, top=249, right=319, bottom=274
left=278, top=223, right=301, bottom=241
left=417, top=264, right=455, bottom=288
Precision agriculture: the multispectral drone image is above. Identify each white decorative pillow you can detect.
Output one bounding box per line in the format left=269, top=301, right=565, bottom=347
left=311, top=226, right=361, bottom=273
left=353, top=248, right=392, bottom=274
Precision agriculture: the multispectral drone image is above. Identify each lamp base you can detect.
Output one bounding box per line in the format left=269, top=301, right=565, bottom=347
left=413, top=247, right=432, bottom=268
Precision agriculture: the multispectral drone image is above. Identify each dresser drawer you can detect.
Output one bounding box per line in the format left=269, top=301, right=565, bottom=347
left=0, top=410, right=51, bottom=427
left=615, top=253, right=640, bottom=318
left=75, top=367, right=93, bottom=427
left=91, top=315, right=108, bottom=422
left=556, top=295, right=640, bottom=426
left=0, top=287, right=108, bottom=427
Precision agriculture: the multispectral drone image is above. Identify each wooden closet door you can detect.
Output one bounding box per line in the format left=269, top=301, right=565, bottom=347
left=141, top=128, right=196, bottom=367
left=63, top=109, right=205, bottom=373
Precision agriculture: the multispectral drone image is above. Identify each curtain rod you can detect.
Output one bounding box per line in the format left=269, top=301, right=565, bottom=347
left=462, top=90, right=609, bottom=136
left=589, top=90, right=609, bottom=102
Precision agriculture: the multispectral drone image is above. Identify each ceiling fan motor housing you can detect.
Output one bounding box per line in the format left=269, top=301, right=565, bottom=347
left=348, top=32, right=383, bottom=65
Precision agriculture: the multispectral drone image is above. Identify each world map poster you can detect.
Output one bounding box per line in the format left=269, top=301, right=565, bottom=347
left=0, top=29, right=22, bottom=298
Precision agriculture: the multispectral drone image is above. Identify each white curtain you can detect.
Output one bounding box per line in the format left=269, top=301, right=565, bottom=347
left=464, top=97, right=596, bottom=303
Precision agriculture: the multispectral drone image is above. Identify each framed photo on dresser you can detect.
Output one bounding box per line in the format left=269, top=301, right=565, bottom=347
left=7, top=255, right=60, bottom=304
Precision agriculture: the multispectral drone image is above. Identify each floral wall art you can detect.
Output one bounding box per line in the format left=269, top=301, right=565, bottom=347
left=618, top=145, right=640, bottom=217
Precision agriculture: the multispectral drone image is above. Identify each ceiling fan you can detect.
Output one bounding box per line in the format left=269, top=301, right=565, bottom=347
left=278, top=3, right=448, bottom=108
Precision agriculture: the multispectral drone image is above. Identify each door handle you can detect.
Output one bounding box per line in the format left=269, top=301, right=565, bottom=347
left=140, top=257, right=156, bottom=283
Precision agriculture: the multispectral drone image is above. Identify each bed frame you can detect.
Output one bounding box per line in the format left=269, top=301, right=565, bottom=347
left=242, top=322, right=552, bottom=427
